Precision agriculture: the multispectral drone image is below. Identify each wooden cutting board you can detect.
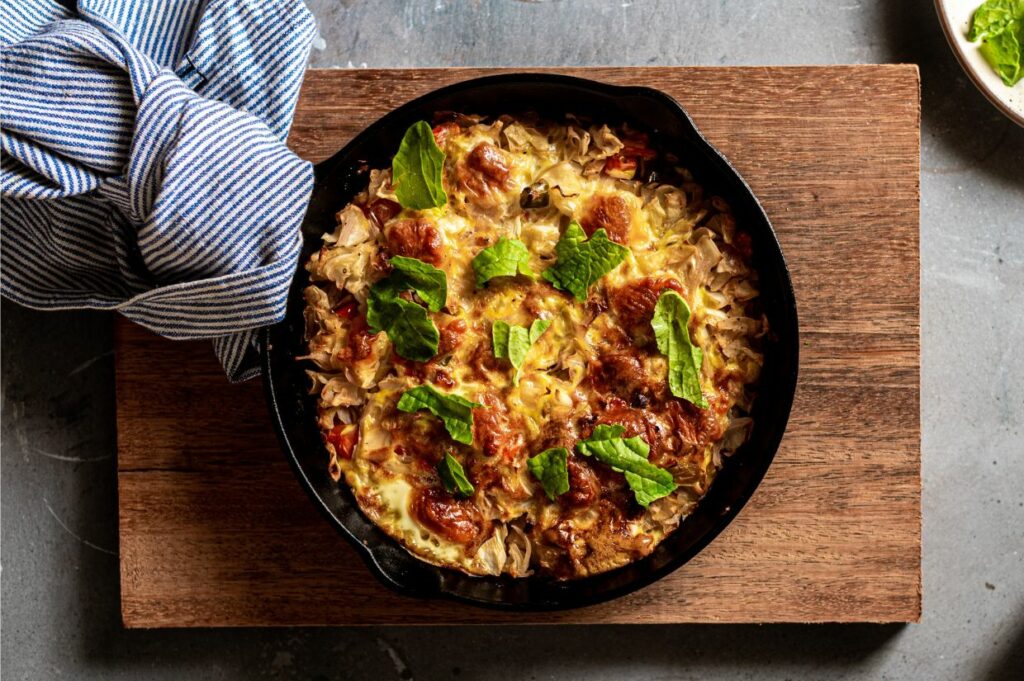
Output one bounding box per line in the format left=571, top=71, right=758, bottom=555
left=117, top=66, right=921, bottom=627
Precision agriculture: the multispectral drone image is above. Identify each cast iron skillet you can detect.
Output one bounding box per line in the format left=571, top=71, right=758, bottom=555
left=260, top=73, right=799, bottom=610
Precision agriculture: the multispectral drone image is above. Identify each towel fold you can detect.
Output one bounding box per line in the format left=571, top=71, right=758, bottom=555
left=1, top=0, right=317, bottom=380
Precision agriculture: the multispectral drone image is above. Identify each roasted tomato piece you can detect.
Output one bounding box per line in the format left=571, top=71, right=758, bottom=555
left=603, top=154, right=637, bottom=180
left=366, top=198, right=401, bottom=229
left=473, top=395, right=522, bottom=460
left=431, top=368, right=455, bottom=388
left=620, top=132, right=657, bottom=160
left=338, top=313, right=379, bottom=362
left=589, top=350, right=667, bottom=405
left=608, top=277, right=685, bottom=337
left=432, top=121, right=459, bottom=146
left=333, top=299, right=359, bottom=319
left=385, top=218, right=444, bottom=265
left=604, top=132, right=656, bottom=180
left=325, top=423, right=359, bottom=460
left=580, top=194, right=631, bottom=245
left=562, top=455, right=600, bottom=508
left=437, top=319, right=467, bottom=355
left=411, top=488, right=484, bottom=545
left=457, top=142, right=512, bottom=197
left=665, top=396, right=726, bottom=452
left=474, top=408, right=512, bottom=459
left=733, top=231, right=753, bottom=261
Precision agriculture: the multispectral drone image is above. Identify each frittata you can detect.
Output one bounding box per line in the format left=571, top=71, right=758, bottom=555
left=301, top=114, right=765, bottom=579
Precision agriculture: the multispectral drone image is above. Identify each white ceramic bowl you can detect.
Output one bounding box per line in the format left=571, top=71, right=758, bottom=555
left=935, top=0, right=1024, bottom=127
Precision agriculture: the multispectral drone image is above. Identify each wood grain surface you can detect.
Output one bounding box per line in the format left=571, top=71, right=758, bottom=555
left=117, top=66, right=921, bottom=627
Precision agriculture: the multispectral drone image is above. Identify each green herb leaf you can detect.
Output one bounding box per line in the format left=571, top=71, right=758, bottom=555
left=438, top=452, right=475, bottom=496
left=576, top=424, right=677, bottom=507
left=651, top=290, right=708, bottom=408
left=491, top=317, right=552, bottom=383
left=392, top=121, right=448, bottom=210
left=472, top=237, right=535, bottom=287
left=397, top=384, right=482, bottom=445
left=529, top=318, right=552, bottom=344
left=981, top=21, right=1024, bottom=85
left=967, top=0, right=1022, bottom=41
left=388, top=255, right=447, bottom=312
left=527, top=447, right=570, bottom=500
left=541, top=222, right=629, bottom=301
left=967, top=0, right=1024, bottom=86
left=365, top=256, right=447, bottom=361
left=491, top=320, right=511, bottom=359
left=365, top=283, right=395, bottom=335
left=507, top=325, right=531, bottom=372
left=366, top=287, right=440, bottom=361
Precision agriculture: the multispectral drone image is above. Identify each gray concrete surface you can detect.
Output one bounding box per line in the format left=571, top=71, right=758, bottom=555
left=2, top=1, right=1022, bottom=679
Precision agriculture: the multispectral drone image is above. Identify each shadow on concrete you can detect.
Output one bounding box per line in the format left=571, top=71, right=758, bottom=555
left=979, top=611, right=1024, bottom=681
left=81, top=622, right=907, bottom=680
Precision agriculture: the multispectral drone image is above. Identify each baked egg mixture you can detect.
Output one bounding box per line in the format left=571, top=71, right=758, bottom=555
left=302, top=114, right=766, bottom=579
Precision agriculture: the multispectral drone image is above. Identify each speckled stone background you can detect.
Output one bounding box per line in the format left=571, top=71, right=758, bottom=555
left=2, top=1, right=1022, bottom=679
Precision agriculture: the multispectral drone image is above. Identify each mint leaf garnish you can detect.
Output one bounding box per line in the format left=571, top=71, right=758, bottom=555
left=491, top=317, right=552, bottom=383
left=392, top=121, right=448, bottom=210
left=366, top=256, right=447, bottom=361
left=651, top=290, right=708, bottom=408
left=396, top=384, right=482, bottom=445
left=472, top=237, right=535, bottom=287
left=576, top=424, right=677, bottom=507
left=527, top=447, right=570, bottom=500
left=541, top=221, right=628, bottom=301
left=438, top=452, right=474, bottom=497
left=388, top=255, right=447, bottom=312
left=529, top=318, right=552, bottom=344
left=367, top=289, right=439, bottom=362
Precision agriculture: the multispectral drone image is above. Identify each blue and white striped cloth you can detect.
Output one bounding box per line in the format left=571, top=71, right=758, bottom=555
left=1, top=0, right=316, bottom=380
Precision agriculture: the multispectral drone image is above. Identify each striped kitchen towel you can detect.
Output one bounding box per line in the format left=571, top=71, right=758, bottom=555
left=1, top=0, right=317, bottom=381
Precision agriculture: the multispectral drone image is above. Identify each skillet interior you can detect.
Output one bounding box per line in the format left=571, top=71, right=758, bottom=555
left=261, top=73, right=799, bottom=610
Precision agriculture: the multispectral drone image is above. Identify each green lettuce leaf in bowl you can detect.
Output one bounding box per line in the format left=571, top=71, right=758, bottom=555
left=967, top=0, right=1024, bottom=86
